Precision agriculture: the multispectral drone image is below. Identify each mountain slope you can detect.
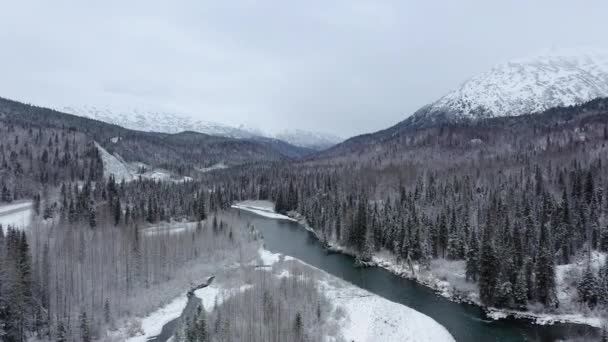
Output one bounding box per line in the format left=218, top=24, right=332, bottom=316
left=317, top=49, right=608, bottom=157
left=405, top=49, right=608, bottom=127
left=61, top=105, right=258, bottom=139
left=0, top=97, right=290, bottom=173
left=61, top=106, right=341, bottom=150
left=275, top=129, right=342, bottom=151
left=314, top=97, right=608, bottom=163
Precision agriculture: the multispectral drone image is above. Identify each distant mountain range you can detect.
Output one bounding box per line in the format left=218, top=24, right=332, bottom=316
left=403, top=48, right=608, bottom=128
left=60, top=105, right=342, bottom=150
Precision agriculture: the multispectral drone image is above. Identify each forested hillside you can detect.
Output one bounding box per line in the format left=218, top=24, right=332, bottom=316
left=0, top=120, right=103, bottom=204
left=204, top=98, right=608, bottom=313
left=0, top=97, right=298, bottom=175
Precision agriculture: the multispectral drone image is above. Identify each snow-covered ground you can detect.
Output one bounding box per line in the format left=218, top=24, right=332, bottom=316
left=328, top=239, right=608, bottom=329
left=323, top=280, right=454, bottom=342
left=140, top=221, right=199, bottom=236
left=259, top=248, right=455, bottom=342
left=232, top=200, right=296, bottom=221
left=123, top=280, right=250, bottom=342
left=0, top=201, right=33, bottom=232
left=123, top=243, right=454, bottom=342
left=197, top=162, right=228, bottom=173
left=95, top=142, right=192, bottom=183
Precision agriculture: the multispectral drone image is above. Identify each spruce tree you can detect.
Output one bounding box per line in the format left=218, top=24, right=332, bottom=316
left=513, top=268, right=528, bottom=309
left=465, top=229, right=479, bottom=282
left=479, top=224, right=498, bottom=306
left=293, top=311, right=303, bottom=341
left=56, top=321, right=67, bottom=342
left=88, top=201, right=97, bottom=228
left=79, top=310, right=91, bottom=342
left=535, top=222, right=556, bottom=306
left=578, top=266, right=599, bottom=308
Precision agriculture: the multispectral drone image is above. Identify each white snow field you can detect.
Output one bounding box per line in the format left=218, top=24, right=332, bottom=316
left=231, top=200, right=296, bottom=221
left=95, top=142, right=192, bottom=183
left=323, top=280, right=454, bottom=342
left=258, top=248, right=455, bottom=342
left=140, top=221, right=200, bottom=236
left=124, top=281, right=249, bottom=342
left=0, top=201, right=33, bottom=232
left=122, top=246, right=454, bottom=342
left=197, top=162, right=228, bottom=173
left=421, top=48, right=608, bottom=121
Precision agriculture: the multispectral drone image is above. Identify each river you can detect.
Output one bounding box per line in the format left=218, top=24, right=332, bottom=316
left=234, top=208, right=599, bottom=342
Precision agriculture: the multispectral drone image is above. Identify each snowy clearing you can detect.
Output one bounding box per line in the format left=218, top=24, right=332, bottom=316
left=140, top=221, right=199, bottom=236
left=124, top=282, right=250, bottom=342
left=322, top=279, right=454, bottom=342
left=95, top=142, right=135, bottom=182
left=261, top=248, right=455, bottom=342
left=95, top=142, right=193, bottom=183
left=232, top=200, right=296, bottom=221
left=0, top=201, right=33, bottom=232
left=124, top=294, right=188, bottom=342
left=197, top=162, right=228, bottom=173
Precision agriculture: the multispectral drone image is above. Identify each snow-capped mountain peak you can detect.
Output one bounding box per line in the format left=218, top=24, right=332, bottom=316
left=61, top=106, right=258, bottom=139
left=61, top=106, right=341, bottom=150
left=408, top=48, right=608, bottom=126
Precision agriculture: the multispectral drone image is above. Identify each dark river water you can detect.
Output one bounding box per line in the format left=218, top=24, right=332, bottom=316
left=235, top=208, right=599, bottom=342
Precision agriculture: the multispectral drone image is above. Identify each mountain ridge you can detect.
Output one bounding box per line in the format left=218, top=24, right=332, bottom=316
left=404, top=48, right=608, bottom=128
left=61, top=105, right=342, bottom=150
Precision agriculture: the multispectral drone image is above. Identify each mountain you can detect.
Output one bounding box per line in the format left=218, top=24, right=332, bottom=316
left=404, top=48, right=608, bottom=128
left=274, top=129, right=342, bottom=150
left=61, top=105, right=340, bottom=150
left=0, top=97, right=291, bottom=173
left=317, top=49, right=608, bottom=157
left=61, top=105, right=259, bottom=139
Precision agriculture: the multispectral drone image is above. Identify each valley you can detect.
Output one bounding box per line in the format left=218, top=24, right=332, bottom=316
left=2, top=12, right=608, bottom=340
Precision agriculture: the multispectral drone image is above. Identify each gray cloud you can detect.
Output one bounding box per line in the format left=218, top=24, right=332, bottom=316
left=1, top=0, right=607, bottom=137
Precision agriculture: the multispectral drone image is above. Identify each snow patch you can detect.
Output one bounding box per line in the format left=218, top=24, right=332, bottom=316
left=95, top=142, right=192, bottom=183
left=324, top=281, right=454, bottom=342
left=125, top=283, right=250, bottom=341
left=232, top=201, right=296, bottom=221
left=95, top=142, right=135, bottom=182
left=125, top=295, right=188, bottom=342
left=198, top=162, right=228, bottom=173
left=414, top=48, right=608, bottom=123
left=258, top=247, right=282, bottom=265
left=0, top=201, right=33, bottom=232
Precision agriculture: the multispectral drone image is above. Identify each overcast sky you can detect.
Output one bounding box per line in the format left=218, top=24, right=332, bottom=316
left=1, top=1, right=607, bottom=138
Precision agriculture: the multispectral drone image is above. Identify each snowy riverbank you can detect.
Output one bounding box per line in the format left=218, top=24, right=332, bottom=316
left=231, top=200, right=296, bottom=221
left=234, top=201, right=606, bottom=331
left=258, top=248, right=455, bottom=342
left=117, top=244, right=455, bottom=342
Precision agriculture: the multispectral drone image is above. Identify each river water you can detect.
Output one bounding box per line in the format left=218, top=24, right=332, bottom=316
left=234, top=209, right=599, bottom=342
